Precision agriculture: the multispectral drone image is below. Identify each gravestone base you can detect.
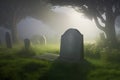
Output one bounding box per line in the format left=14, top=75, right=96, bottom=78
left=59, top=56, right=84, bottom=63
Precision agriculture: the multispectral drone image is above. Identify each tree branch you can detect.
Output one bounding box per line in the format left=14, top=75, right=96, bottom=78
left=114, top=1, right=120, bottom=18
left=94, top=16, right=105, bottom=32
left=96, top=10, right=106, bottom=23
left=114, top=8, right=120, bottom=18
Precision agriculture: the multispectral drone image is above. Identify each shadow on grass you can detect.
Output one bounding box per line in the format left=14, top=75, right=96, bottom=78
left=16, top=48, right=36, bottom=57
left=40, top=59, right=94, bottom=80
left=0, top=48, right=36, bottom=60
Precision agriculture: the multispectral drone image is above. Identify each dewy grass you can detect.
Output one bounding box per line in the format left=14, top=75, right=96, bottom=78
left=0, top=43, right=120, bottom=80
left=32, top=44, right=60, bottom=55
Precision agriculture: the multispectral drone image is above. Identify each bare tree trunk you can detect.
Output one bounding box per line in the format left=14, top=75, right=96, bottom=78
left=11, top=23, right=18, bottom=43
left=105, top=25, right=117, bottom=47
left=105, top=10, right=117, bottom=47
left=11, top=8, right=21, bottom=44
left=94, top=6, right=118, bottom=48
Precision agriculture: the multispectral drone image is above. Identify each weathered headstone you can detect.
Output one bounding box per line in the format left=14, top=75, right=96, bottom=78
left=39, top=35, right=46, bottom=45
left=60, top=28, right=84, bottom=62
left=99, top=33, right=107, bottom=47
left=5, top=32, right=12, bottom=48
left=0, top=39, right=1, bottom=46
left=24, top=38, right=30, bottom=49
left=31, top=35, right=46, bottom=45
left=100, top=33, right=106, bottom=40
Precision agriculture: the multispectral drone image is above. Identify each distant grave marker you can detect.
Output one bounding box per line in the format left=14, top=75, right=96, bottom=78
left=99, top=33, right=107, bottom=47
left=100, top=33, right=106, bottom=40
left=0, top=39, right=1, bottom=46
left=60, top=28, right=84, bottom=62
left=24, top=38, right=30, bottom=49
left=39, top=35, right=46, bottom=45
left=31, top=35, right=46, bottom=45
left=5, top=32, right=12, bottom=48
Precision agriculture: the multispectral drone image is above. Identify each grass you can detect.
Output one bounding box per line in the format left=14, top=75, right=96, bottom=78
left=0, top=58, right=51, bottom=80
left=0, top=43, right=120, bottom=80
left=32, top=44, right=60, bottom=55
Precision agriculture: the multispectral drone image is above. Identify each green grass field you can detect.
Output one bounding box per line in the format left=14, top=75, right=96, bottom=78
left=0, top=44, right=120, bottom=80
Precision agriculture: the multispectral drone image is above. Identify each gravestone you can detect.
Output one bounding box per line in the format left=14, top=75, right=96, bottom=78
left=99, top=33, right=107, bottom=47
left=39, top=35, right=46, bottom=45
left=0, top=39, right=1, bottom=46
left=31, top=35, right=46, bottom=45
left=60, top=28, right=84, bottom=62
left=24, top=38, right=30, bottom=49
left=5, top=32, right=12, bottom=48
left=100, top=33, right=106, bottom=40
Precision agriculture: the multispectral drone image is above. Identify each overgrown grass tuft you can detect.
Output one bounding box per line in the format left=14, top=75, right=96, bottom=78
left=0, top=58, right=51, bottom=80
left=101, top=48, right=120, bottom=64
left=84, top=43, right=101, bottom=59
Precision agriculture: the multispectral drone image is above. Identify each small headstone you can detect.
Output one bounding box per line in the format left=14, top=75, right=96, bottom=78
left=60, top=28, right=84, bottom=62
left=100, top=33, right=106, bottom=40
left=39, top=35, right=46, bottom=45
left=99, top=33, right=107, bottom=47
left=0, top=39, right=1, bottom=46
left=31, top=35, right=46, bottom=45
left=24, top=38, right=30, bottom=49
left=5, top=32, right=12, bottom=48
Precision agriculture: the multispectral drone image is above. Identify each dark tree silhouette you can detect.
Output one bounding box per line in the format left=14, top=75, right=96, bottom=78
left=0, top=0, right=69, bottom=43
left=1, top=0, right=119, bottom=47
left=0, top=0, right=51, bottom=43
left=48, top=0, right=120, bottom=46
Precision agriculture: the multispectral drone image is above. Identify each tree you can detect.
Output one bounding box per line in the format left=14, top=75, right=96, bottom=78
left=0, top=0, right=28, bottom=43
left=0, top=0, right=52, bottom=43
left=0, top=0, right=68, bottom=43
left=48, top=0, right=120, bottom=46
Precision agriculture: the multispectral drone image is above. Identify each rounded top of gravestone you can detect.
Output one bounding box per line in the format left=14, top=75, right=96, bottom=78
left=6, top=32, right=10, bottom=35
left=5, top=32, right=11, bottom=38
left=24, top=38, right=30, bottom=41
left=62, top=28, right=83, bottom=36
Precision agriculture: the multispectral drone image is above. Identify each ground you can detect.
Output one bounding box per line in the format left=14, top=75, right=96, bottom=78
left=0, top=44, right=120, bottom=80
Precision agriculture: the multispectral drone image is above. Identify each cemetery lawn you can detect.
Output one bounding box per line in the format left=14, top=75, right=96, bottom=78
left=0, top=44, right=120, bottom=80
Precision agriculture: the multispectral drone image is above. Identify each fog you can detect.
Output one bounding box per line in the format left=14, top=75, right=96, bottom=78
left=52, top=7, right=101, bottom=40
left=17, top=6, right=103, bottom=43
left=0, top=6, right=120, bottom=43
left=17, top=17, right=58, bottom=43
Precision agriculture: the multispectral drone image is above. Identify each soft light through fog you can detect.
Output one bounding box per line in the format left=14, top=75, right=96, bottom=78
left=17, top=6, right=102, bottom=43
left=53, top=6, right=101, bottom=40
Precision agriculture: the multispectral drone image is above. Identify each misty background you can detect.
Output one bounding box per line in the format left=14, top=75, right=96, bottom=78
left=0, top=6, right=120, bottom=44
